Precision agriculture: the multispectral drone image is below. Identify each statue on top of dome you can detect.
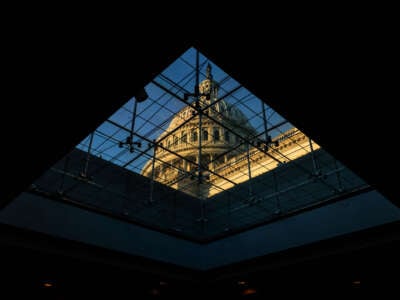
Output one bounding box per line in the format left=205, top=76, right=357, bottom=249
left=206, top=63, right=212, bottom=79
left=199, top=64, right=216, bottom=97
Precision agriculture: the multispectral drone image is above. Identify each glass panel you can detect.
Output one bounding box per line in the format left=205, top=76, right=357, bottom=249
left=29, top=47, right=370, bottom=241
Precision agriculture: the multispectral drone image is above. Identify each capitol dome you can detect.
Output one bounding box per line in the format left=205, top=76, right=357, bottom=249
left=161, top=98, right=255, bottom=141
left=141, top=64, right=257, bottom=199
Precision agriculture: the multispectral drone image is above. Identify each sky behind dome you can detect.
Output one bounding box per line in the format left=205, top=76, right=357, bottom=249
left=76, top=47, right=292, bottom=174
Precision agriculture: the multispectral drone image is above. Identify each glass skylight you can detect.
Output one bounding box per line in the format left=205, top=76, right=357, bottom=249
left=29, top=47, right=369, bottom=241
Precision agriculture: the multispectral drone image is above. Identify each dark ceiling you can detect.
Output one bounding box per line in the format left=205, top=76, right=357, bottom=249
left=1, top=25, right=397, bottom=297
left=2, top=30, right=396, bottom=209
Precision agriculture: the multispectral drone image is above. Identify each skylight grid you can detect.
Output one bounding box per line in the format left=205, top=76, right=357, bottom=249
left=28, top=46, right=370, bottom=241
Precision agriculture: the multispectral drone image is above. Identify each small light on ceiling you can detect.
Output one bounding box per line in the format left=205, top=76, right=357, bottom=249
left=41, top=280, right=55, bottom=288
left=242, top=288, right=257, bottom=296
left=352, top=280, right=361, bottom=286
left=237, top=280, right=248, bottom=286
left=149, top=288, right=161, bottom=296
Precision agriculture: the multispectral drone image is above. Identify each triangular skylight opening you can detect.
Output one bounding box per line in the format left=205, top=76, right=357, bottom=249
left=29, top=47, right=369, bottom=242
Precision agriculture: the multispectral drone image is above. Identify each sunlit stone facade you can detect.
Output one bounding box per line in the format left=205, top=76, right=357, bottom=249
left=141, top=65, right=319, bottom=199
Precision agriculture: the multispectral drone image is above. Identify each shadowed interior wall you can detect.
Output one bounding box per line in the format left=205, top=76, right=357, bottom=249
left=1, top=190, right=398, bottom=270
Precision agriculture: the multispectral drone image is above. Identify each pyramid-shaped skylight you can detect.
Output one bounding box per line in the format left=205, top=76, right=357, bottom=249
left=29, top=48, right=369, bottom=241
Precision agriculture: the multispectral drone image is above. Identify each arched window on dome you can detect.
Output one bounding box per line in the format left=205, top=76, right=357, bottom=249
left=225, top=130, right=230, bottom=142
left=213, top=127, right=220, bottom=142
left=202, top=128, right=208, bottom=141
left=181, top=131, right=187, bottom=144
left=174, top=135, right=178, bottom=146
left=191, top=130, right=198, bottom=142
